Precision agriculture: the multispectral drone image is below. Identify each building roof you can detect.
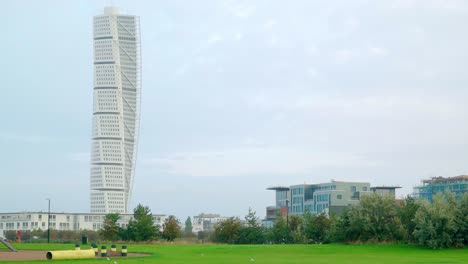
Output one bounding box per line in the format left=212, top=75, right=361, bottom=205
left=371, top=186, right=402, bottom=190
left=422, top=175, right=468, bottom=184
left=266, top=186, right=290, bottom=191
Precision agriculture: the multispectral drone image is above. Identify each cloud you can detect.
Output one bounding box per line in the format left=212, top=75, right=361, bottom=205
left=368, top=47, right=390, bottom=57
left=263, top=19, right=277, bottom=30
left=390, top=0, right=467, bottom=11
left=224, top=1, right=256, bottom=18
left=331, top=49, right=358, bottom=64
left=244, top=93, right=463, bottom=119
left=0, top=132, right=59, bottom=143
left=144, top=147, right=379, bottom=177
left=234, top=32, right=244, bottom=41
left=207, top=35, right=223, bottom=44
left=68, top=152, right=90, bottom=163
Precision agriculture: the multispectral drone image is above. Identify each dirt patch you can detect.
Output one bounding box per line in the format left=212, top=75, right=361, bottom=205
left=0, top=250, right=148, bottom=261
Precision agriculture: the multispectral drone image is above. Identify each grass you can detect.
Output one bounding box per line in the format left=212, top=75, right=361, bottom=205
left=1, top=243, right=467, bottom=264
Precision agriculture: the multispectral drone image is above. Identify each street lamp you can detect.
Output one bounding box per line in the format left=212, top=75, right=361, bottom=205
left=285, top=199, right=289, bottom=243
left=46, top=198, right=50, bottom=243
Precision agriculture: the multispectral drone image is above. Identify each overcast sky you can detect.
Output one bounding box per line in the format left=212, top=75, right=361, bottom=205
left=2, top=0, right=468, bottom=220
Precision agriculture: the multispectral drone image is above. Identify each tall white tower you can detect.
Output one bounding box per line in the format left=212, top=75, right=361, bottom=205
left=90, top=7, right=141, bottom=213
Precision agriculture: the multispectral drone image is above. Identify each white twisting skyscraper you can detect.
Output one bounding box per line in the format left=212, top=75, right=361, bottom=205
left=90, top=7, right=141, bottom=213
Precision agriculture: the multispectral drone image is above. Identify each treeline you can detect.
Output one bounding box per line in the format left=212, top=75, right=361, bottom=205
left=4, top=204, right=183, bottom=243
left=210, top=193, right=468, bottom=249
left=100, top=204, right=182, bottom=242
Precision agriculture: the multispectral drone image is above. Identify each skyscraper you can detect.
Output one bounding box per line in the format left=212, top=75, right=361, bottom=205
left=90, top=7, right=141, bottom=213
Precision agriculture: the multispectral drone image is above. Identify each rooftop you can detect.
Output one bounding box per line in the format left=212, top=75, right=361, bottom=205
left=422, top=175, right=468, bottom=184
left=266, top=186, right=290, bottom=191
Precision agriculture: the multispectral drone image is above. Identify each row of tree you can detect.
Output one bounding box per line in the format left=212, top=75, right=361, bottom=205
left=4, top=204, right=183, bottom=243
left=211, top=193, right=468, bottom=249
left=100, top=204, right=182, bottom=242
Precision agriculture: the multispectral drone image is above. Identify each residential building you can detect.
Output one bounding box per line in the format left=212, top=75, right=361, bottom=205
left=0, top=212, right=165, bottom=235
left=192, top=213, right=232, bottom=233
left=90, top=7, right=142, bottom=214
left=371, top=186, right=401, bottom=198
left=413, top=175, right=468, bottom=202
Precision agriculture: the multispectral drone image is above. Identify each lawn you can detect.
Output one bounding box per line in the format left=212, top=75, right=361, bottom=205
left=1, top=243, right=467, bottom=264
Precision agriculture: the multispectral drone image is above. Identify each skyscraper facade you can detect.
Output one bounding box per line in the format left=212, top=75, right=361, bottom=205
left=90, top=7, right=141, bottom=213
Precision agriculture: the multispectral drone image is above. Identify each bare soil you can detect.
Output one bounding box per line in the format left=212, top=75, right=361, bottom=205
left=0, top=250, right=148, bottom=261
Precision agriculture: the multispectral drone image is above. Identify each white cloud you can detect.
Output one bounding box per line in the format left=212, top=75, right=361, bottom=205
left=234, top=32, right=244, bottom=41
left=225, top=1, right=256, bottom=18
left=368, top=47, right=390, bottom=57
left=306, top=67, right=319, bottom=77
left=245, top=93, right=463, bottom=119
left=263, top=19, right=277, bottom=30
left=391, top=0, right=467, bottom=11
left=0, top=132, right=59, bottom=143
left=207, top=35, right=223, bottom=44
left=68, top=152, right=90, bottom=163
left=144, top=147, right=379, bottom=177
left=331, top=49, right=358, bottom=64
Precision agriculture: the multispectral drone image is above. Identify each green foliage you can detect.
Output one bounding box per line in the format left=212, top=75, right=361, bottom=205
left=213, top=217, right=242, bottom=244
left=127, top=204, right=159, bottom=242
left=162, top=215, right=182, bottom=241
left=346, top=194, right=404, bottom=242
left=398, top=196, right=420, bottom=242
left=3, top=230, right=17, bottom=241
left=269, top=215, right=288, bottom=243
left=245, top=207, right=260, bottom=228
left=197, top=230, right=211, bottom=241
left=453, top=193, right=468, bottom=246
left=100, top=213, right=121, bottom=241
left=184, top=216, right=193, bottom=235
left=304, top=212, right=331, bottom=243
left=413, top=193, right=458, bottom=248
left=237, top=208, right=266, bottom=244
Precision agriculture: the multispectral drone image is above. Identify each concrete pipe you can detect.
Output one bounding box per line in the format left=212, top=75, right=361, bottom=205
left=46, top=249, right=95, bottom=260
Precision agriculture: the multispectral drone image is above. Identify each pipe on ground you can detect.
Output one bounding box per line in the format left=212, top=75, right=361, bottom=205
left=46, top=249, right=95, bottom=260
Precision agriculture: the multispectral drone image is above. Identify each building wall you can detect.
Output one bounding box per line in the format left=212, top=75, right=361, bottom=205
left=287, top=181, right=371, bottom=216
left=413, top=176, right=468, bottom=202
left=0, top=212, right=165, bottom=235
left=90, top=7, right=142, bottom=214
left=192, top=214, right=232, bottom=233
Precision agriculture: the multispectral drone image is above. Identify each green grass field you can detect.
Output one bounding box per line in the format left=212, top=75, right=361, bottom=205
left=2, top=243, right=467, bottom=264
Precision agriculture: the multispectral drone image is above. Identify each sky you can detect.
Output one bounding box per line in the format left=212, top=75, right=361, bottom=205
left=2, top=0, right=468, bottom=220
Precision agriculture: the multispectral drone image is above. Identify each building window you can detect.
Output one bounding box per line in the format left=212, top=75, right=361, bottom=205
left=337, top=195, right=342, bottom=199
left=351, top=186, right=356, bottom=192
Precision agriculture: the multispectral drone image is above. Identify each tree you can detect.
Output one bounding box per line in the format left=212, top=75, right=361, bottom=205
left=346, top=194, right=403, bottom=242
left=127, top=204, right=158, bottom=242
left=184, top=216, right=193, bottom=235
left=304, top=212, right=331, bottom=243
left=413, top=193, right=457, bottom=248
left=398, top=196, right=420, bottom=242
left=100, top=213, right=120, bottom=241
left=162, top=215, right=182, bottom=241
left=245, top=207, right=260, bottom=228
left=213, top=217, right=242, bottom=244
left=269, top=215, right=288, bottom=243
left=288, top=215, right=304, bottom=243
left=453, top=193, right=468, bottom=246
left=238, top=208, right=266, bottom=244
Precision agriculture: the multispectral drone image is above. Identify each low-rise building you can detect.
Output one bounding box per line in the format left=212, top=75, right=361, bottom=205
left=413, top=175, right=468, bottom=202
left=192, top=213, right=232, bottom=233
left=0, top=212, right=165, bottom=235
left=371, top=186, right=401, bottom=198
left=263, top=180, right=400, bottom=227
